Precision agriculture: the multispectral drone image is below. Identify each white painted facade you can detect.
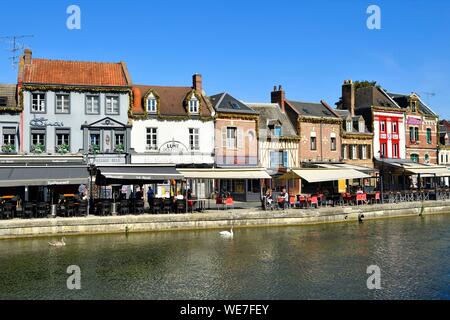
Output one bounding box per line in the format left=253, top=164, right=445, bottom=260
left=130, top=119, right=215, bottom=164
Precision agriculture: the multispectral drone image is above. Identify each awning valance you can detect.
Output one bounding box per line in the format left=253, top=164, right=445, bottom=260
left=403, top=166, right=450, bottom=177
left=280, top=168, right=370, bottom=183
left=97, top=165, right=183, bottom=182
left=178, top=167, right=272, bottom=179
left=0, top=166, right=89, bottom=187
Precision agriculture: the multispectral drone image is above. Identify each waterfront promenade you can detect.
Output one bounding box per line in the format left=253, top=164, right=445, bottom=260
left=1, top=200, right=449, bottom=240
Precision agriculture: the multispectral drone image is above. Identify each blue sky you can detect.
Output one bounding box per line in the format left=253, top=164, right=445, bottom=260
left=1, top=0, right=450, bottom=117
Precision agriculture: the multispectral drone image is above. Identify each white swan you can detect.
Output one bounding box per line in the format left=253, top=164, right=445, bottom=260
left=48, top=237, right=66, bottom=247
left=219, top=228, right=234, bottom=238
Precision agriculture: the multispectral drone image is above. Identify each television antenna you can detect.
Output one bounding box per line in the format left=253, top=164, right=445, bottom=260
left=0, top=35, right=34, bottom=69
left=419, top=91, right=436, bottom=104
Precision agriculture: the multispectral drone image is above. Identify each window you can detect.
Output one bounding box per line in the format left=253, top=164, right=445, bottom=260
left=0, top=97, right=7, bottom=107
left=188, top=96, right=199, bottom=114
left=2, top=127, right=16, bottom=152
left=310, top=137, right=317, bottom=150
left=393, top=143, right=399, bottom=158
left=56, top=93, right=70, bottom=113
left=115, top=132, right=125, bottom=152
left=411, top=101, right=417, bottom=112
left=147, top=94, right=157, bottom=113
left=189, top=128, right=200, bottom=150
left=411, top=154, right=419, bottom=163
left=380, top=121, right=386, bottom=133
left=226, top=127, right=237, bottom=149
left=426, top=128, right=432, bottom=144
left=447, top=155, right=449, bottom=163
left=350, top=145, right=357, bottom=160
left=106, top=96, right=119, bottom=115
left=441, top=154, right=444, bottom=163
left=358, top=121, right=365, bottom=133
left=346, top=121, right=353, bottom=132
left=273, top=126, right=282, bottom=137
left=415, top=127, right=419, bottom=142
left=331, top=137, right=336, bottom=151
left=31, top=129, right=46, bottom=152
left=381, top=143, right=387, bottom=158
left=270, top=151, right=288, bottom=168
left=56, top=129, right=70, bottom=153
left=342, top=145, right=348, bottom=160
left=392, top=121, right=398, bottom=134
left=409, top=127, right=415, bottom=142
left=424, top=154, right=430, bottom=163
left=31, top=93, right=46, bottom=112
left=86, top=95, right=100, bottom=114
left=90, top=133, right=101, bottom=152
left=146, top=128, right=158, bottom=150
left=360, top=145, right=367, bottom=160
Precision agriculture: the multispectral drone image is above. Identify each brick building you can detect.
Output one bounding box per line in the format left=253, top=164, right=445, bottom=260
left=389, top=92, right=439, bottom=164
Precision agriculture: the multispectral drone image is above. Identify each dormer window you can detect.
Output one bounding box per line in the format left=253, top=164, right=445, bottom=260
left=147, top=93, right=157, bottom=113
left=346, top=121, right=353, bottom=132
left=188, top=96, right=199, bottom=114
left=273, top=126, right=282, bottom=137
left=358, top=121, right=365, bottom=133
left=411, top=101, right=417, bottom=112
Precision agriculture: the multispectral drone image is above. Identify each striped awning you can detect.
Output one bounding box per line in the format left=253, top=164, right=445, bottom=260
left=178, top=167, right=271, bottom=179
left=280, top=168, right=370, bottom=183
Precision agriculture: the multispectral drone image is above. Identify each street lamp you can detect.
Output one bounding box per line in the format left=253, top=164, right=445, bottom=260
left=378, top=151, right=384, bottom=204
left=86, top=153, right=97, bottom=215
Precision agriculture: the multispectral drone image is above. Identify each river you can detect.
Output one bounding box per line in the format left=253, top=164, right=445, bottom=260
left=0, top=214, right=449, bottom=300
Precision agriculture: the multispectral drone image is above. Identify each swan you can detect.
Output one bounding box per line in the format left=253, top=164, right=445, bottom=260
left=219, top=228, right=233, bottom=238
left=48, top=237, right=66, bottom=247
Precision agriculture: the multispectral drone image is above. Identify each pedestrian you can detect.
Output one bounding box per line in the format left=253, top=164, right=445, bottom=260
left=147, top=186, right=155, bottom=211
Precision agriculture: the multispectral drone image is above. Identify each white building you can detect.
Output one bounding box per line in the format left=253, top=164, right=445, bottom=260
left=130, top=75, right=215, bottom=198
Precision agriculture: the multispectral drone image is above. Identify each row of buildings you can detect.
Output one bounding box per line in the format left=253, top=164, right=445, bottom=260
left=1, top=50, right=450, bottom=202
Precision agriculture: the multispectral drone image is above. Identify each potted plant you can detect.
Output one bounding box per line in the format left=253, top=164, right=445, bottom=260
left=1, top=144, right=16, bottom=153
left=115, top=143, right=125, bottom=154
left=90, top=144, right=100, bottom=154
left=56, top=144, right=70, bottom=155
left=32, top=143, right=45, bottom=154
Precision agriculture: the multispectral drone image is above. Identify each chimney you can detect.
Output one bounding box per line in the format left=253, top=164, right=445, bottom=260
left=271, top=85, right=285, bottom=112
left=24, top=49, right=32, bottom=65
left=193, top=73, right=202, bottom=94
left=342, top=80, right=355, bottom=116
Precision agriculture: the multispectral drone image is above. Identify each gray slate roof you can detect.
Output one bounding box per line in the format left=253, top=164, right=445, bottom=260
left=0, top=84, right=18, bottom=110
left=388, top=92, right=437, bottom=116
left=286, top=100, right=339, bottom=118
left=245, top=103, right=298, bottom=138
left=209, top=93, right=258, bottom=115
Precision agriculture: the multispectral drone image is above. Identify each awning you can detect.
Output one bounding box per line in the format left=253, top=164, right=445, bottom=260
left=317, top=163, right=378, bottom=174
left=403, top=166, right=450, bottom=177
left=97, top=165, right=183, bottom=182
left=0, top=166, right=89, bottom=187
left=178, top=167, right=272, bottom=179
left=280, top=168, right=370, bottom=183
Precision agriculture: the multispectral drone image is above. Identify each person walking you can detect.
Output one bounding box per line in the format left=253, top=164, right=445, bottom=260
left=147, top=186, right=155, bottom=212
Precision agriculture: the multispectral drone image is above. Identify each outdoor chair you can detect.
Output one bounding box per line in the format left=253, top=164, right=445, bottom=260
left=37, top=203, right=48, bottom=218
left=176, top=199, right=185, bottom=213
left=356, top=193, right=367, bottom=206
left=163, top=199, right=172, bottom=214
left=187, top=200, right=194, bottom=213
left=371, top=192, right=381, bottom=204
left=216, top=197, right=224, bottom=210
left=78, top=202, right=88, bottom=217
left=135, top=200, right=145, bottom=214
left=101, top=202, right=111, bottom=216
left=153, top=198, right=163, bottom=214
left=24, top=202, right=34, bottom=219
left=309, top=196, right=319, bottom=209
left=66, top=202, right=75, bottom=217
left=225, top=197, right=234, bottom=210
left=119, top=200, right=130, bottom=215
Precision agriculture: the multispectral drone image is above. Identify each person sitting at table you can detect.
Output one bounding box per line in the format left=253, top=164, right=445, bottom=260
left=187, top=189, right=193, bottom=200
left=356, top=187, right=364, bottom=195
left=265, top=188, right=273, bottom=205
left=279, top=188, right=289, bottom=208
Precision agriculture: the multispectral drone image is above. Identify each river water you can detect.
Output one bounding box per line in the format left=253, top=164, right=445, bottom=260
left=0, top=214, right=449, bottom=300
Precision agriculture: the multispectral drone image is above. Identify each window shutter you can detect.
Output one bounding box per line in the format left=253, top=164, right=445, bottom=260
left=237, top=129, right=243, bottom=149
left=222, top=127, right=227, bottom=148
left=270, top=151, right=276, bottom=168
left=283, top=151, right=289, bottom=168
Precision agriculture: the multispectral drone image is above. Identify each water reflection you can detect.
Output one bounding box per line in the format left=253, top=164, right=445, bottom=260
left=0, top=215, right=449, bottom=299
